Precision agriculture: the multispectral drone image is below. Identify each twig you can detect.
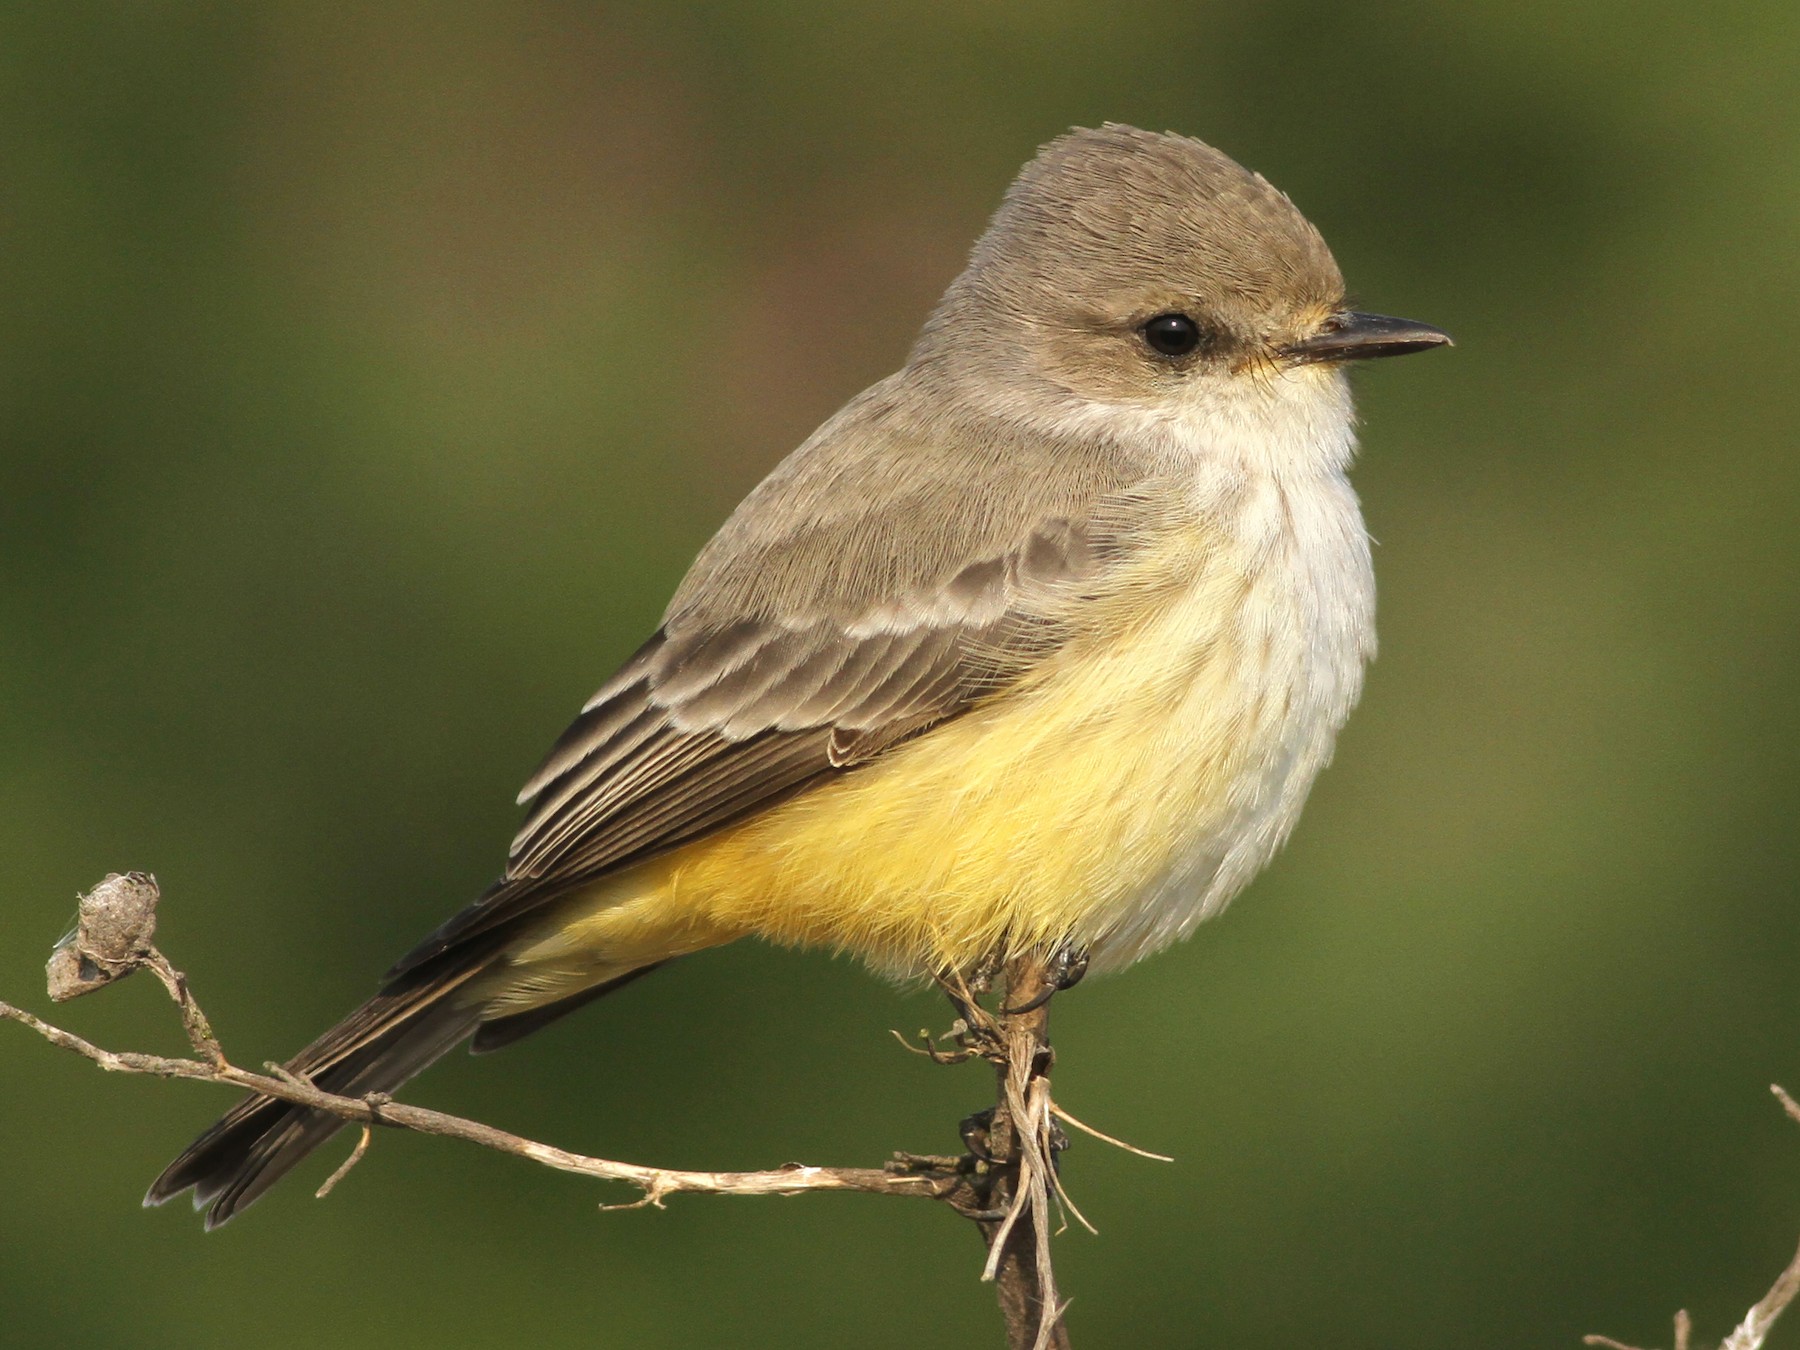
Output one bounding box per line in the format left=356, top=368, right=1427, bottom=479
left=315, top=1125, right=373, bottom=1199
left=890, top=1026, right=979, bottom=1065
left=1718, top=1236, right=1800, bottom=1350
left=973, top=957, right=1073, bottom=1350
left=1046, top=1146, right=1098, bottom=1238
left=1773, top=1084, right=1800, bottom=1127
left=140, top=949, right=226, bottom=1067
left=1585, top=1088, right=1800, bottom=1350
left=1584, top=1310, right=1691, bottom=1350
left=1051, top=1103, right=1174, bottom=1163
left=0, top=996, right=977, bottom=1208
left=8, top=873, right=1103, bottom=1348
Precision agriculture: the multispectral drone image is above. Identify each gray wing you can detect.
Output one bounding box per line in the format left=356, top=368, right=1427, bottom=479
left=389, top=514, right=1130, bottom=976
left=519, top=516, right=1093, bottom=874
left=389, top=380, right=1159, bottom=977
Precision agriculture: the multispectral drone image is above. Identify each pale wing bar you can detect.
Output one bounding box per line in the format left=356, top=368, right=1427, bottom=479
left=386, top=516, right=1101, bottom=977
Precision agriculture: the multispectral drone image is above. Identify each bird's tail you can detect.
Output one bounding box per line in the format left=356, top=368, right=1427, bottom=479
left=144, top=951, right=498, bottom=1229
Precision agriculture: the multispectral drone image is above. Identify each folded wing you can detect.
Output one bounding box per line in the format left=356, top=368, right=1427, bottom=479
left=388, top=509, right=1130, bottom=976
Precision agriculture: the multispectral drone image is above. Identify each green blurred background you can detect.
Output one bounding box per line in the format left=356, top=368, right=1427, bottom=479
left=5, top=4, right=1799, bottom=1347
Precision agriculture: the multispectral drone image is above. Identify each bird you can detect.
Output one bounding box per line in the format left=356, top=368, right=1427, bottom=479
left=146, top=123, right=1449, bottom=1227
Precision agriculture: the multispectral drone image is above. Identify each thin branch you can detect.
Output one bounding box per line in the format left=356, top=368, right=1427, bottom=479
left=1773, top=1084, right=1800, bottom=1128
left=1051, top=1103, right=1174, bottom=1163
left=0, top=995, right=975, bottom=1208
left=9, top=873, right=1147, bottom=1350
left=140, top=949, right=226, bottom=1067
left=1585, top=1089, right=1800, bottom=1350
left=9, top=876, right=1130, bottom=1350
left=1719, top=1236, right=1800, bottom=1350
left=1047, top=1144, right=1098, bottom=1238
left=315, top=1125, right=372, bottom=1199
left=973, top=957, right=1074, bottom=1350
left=1584, top=1311, right=1691, bottom=1350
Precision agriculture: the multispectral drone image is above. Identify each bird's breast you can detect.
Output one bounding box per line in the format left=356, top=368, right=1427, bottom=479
left=632, top=464, right=1375, bottom=978
left=1070, top=463, right=1376, bottom=967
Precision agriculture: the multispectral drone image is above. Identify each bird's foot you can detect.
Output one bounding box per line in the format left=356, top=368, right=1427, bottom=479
left=960, top=1107, right=998, bottom=1163
left=958, top=1105, right=1070, bottom=1170
left=1001, top=940, right=1090, bottom=1015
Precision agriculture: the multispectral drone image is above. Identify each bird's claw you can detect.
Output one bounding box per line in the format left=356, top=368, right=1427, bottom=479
left=1001, top=941, right=1091, bottom=1015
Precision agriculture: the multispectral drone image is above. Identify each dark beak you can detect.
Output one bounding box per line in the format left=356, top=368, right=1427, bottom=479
left=1284, top=311, right=1453, bottom=365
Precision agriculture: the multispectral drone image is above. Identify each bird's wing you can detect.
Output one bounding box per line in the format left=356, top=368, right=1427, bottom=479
left=389, top=388, right=1161, bottom=976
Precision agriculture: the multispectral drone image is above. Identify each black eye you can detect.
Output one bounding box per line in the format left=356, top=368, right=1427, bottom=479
left=1142, top=313, right=1201, bottom=357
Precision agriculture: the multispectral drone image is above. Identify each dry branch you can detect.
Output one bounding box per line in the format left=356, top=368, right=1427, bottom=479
left=5, top=874, right=1167, bottom=1349
left=1583, top=1086, right=1800, bottom=1350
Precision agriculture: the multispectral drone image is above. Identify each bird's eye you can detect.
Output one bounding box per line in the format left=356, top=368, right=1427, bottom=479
left=1142, top=313, right=1202, bottom=357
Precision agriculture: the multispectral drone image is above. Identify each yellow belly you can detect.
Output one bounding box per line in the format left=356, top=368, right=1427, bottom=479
left=494, top=540, right=1320, bottom=1005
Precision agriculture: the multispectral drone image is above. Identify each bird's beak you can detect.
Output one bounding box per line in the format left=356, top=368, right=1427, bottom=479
left=1284, top=312, right=1453, bottom=365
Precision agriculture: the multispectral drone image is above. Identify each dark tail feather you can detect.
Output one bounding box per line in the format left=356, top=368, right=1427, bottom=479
left=144, top=956, right=493, bottom=1229
left=146, top=951, right=669, bottom=1227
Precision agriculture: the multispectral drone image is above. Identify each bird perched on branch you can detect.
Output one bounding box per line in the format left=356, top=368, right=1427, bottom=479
left=147, top=123, right=1449, bottom=1227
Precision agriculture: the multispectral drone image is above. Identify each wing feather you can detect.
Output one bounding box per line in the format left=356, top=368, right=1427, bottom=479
left=388, top=490, right=1145, bottom=979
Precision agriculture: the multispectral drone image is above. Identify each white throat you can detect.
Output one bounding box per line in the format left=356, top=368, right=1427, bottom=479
left=1046, top=364, right=1378, bottom=965
left=1028, top=363, right=1359, bottom=482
